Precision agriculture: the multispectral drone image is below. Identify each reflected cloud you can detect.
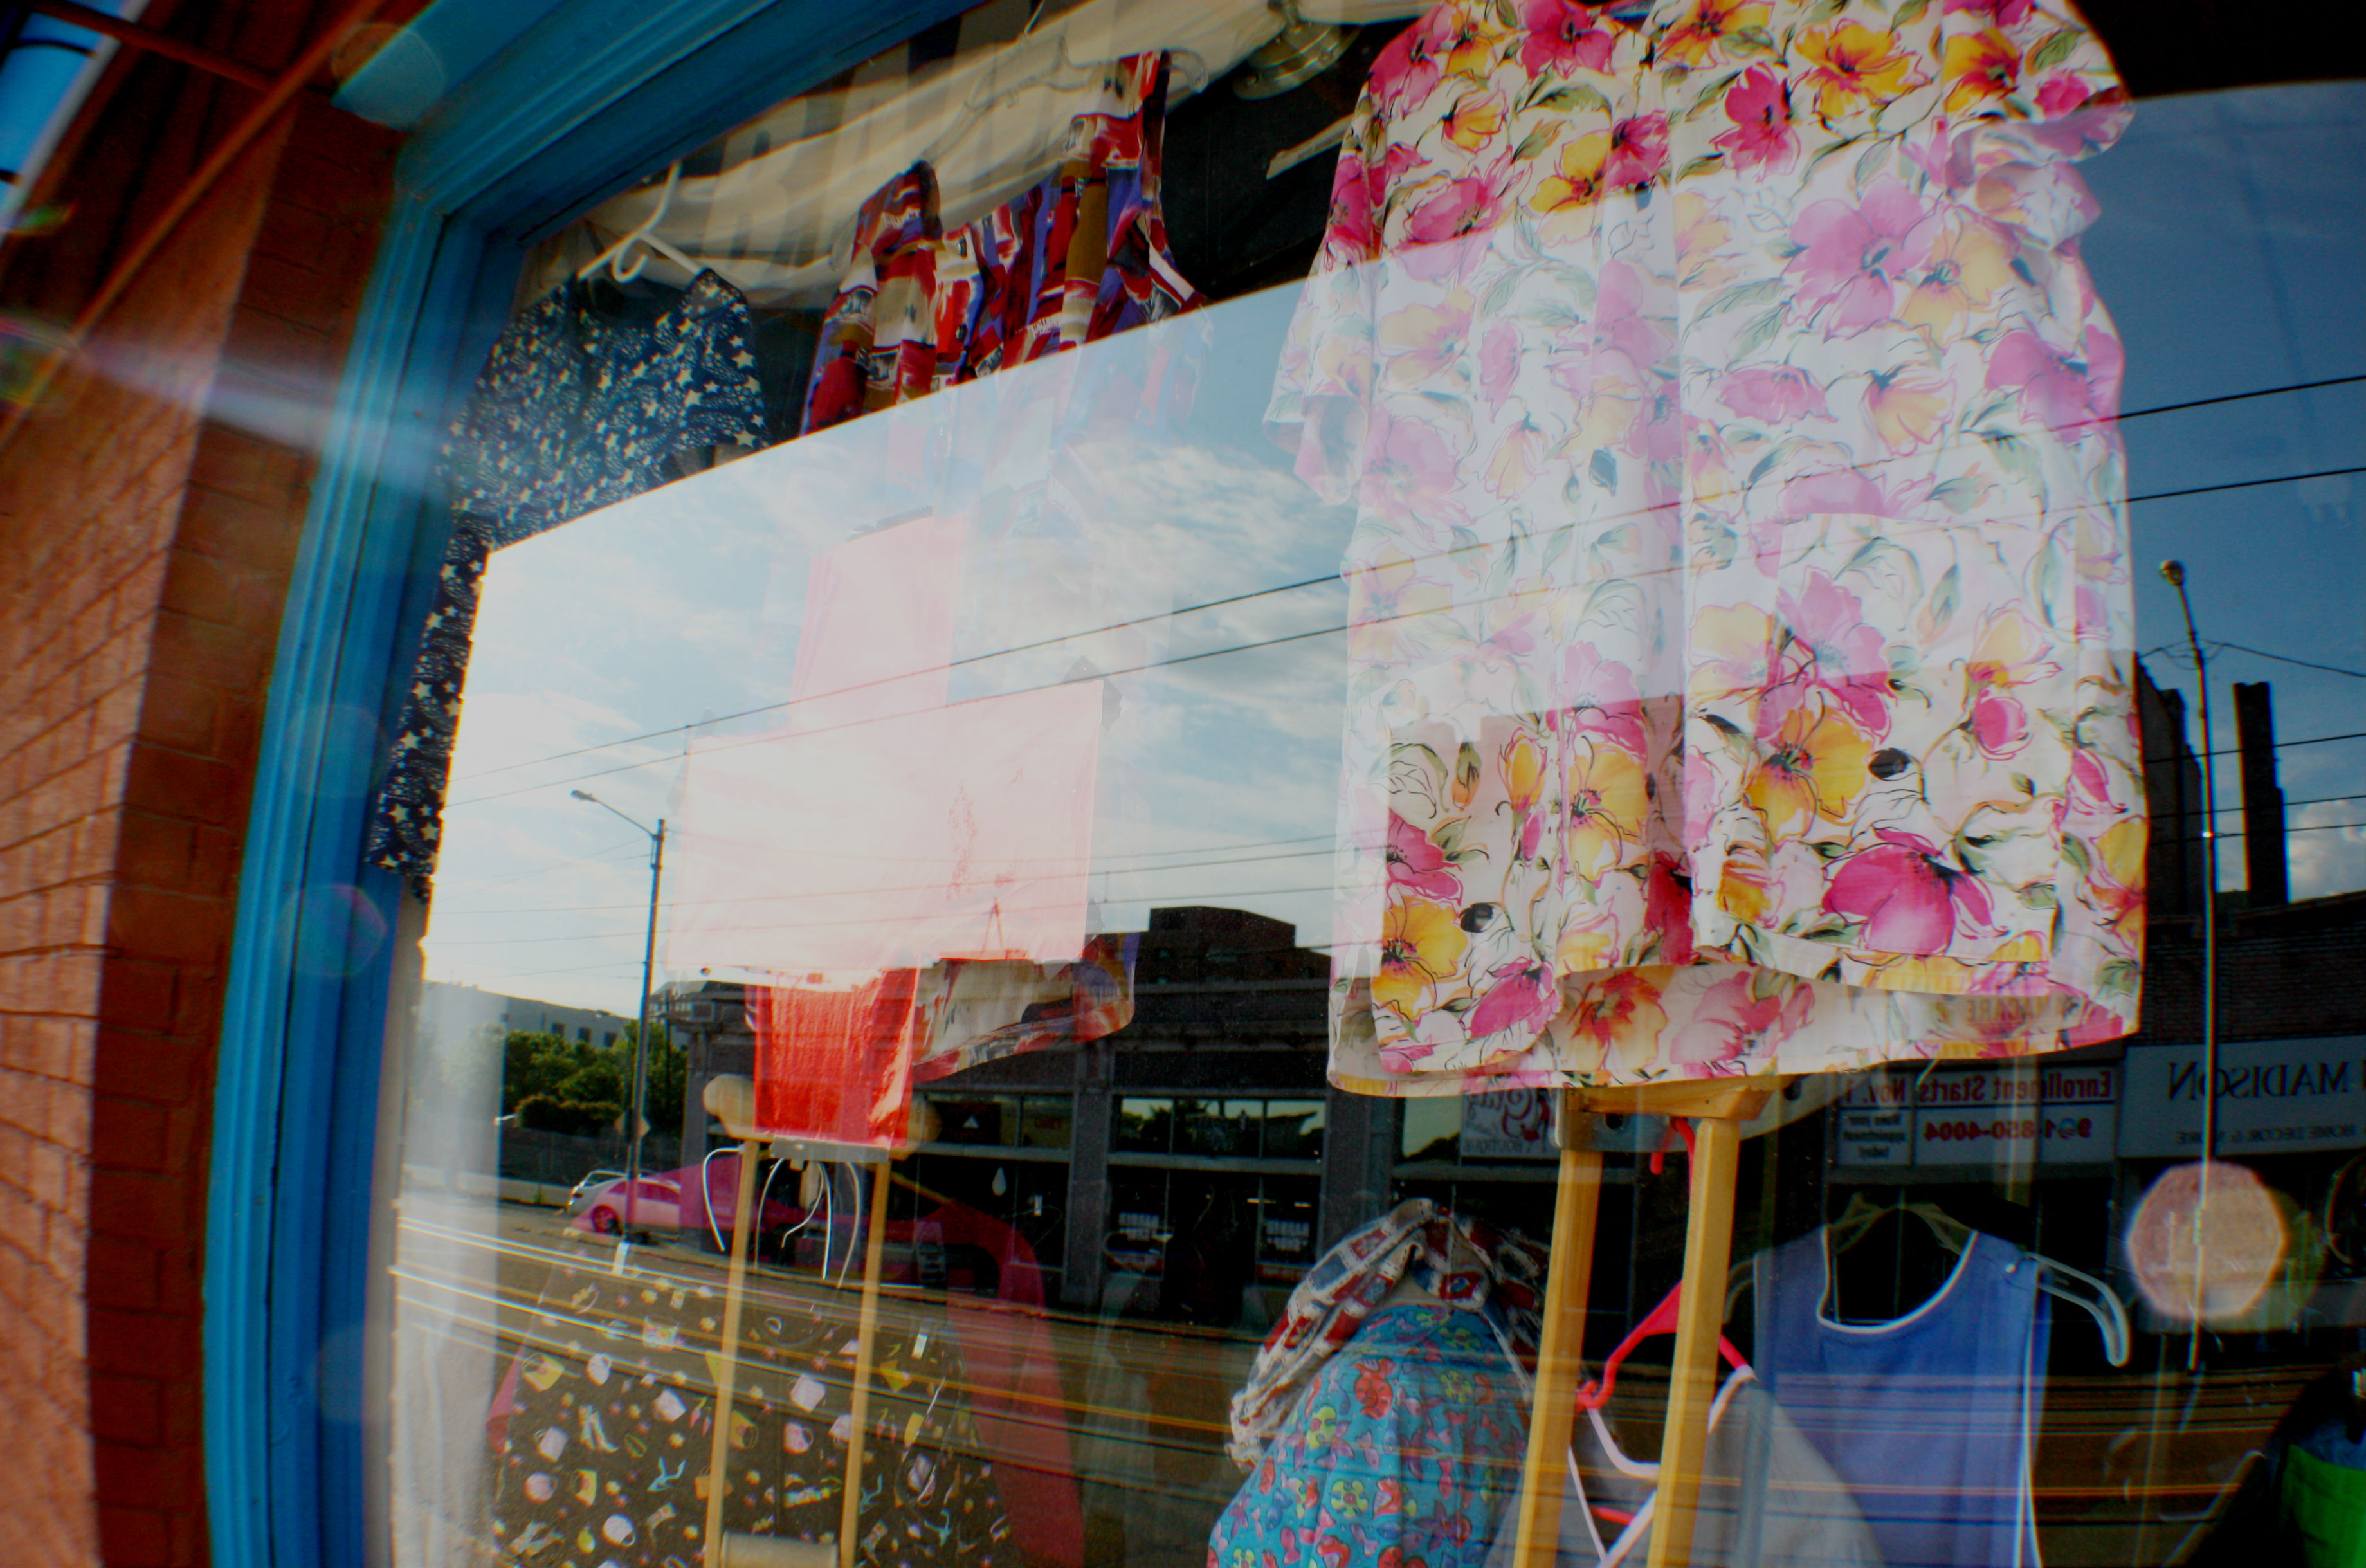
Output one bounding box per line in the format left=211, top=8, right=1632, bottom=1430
left=417, top=89, right=2366, bottom=1017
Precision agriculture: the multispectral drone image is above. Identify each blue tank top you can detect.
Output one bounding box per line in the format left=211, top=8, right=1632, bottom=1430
left=1754, top=1227, right=2050, bottom=1568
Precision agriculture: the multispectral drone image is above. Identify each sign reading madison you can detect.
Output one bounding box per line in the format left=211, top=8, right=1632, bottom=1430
left=2120, top=1035, right=2366, bottom=1156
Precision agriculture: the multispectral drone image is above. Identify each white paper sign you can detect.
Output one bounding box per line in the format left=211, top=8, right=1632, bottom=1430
left=1836, top=1063, right=2118, bottom=1168
left=1836, top=1104, right=1913, bottom=1166
left=1460, top=1089, right=1556, bottom=1159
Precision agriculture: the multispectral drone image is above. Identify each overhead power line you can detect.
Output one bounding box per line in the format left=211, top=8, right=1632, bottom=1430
left=2118, top=372, right=2366, bottom=422
left=2211, top=641, right=2366, bottom=681
left=2190, top=819, right=2366, bottom=843
left=2153, top=791, right=2366, bottom=821
left=434, top=385, right=2366, bottom=808
left=2127, top=464, right=2366, bottom=507
left=2145, top=729, right=2366, bottom=768
left=422, top=785, right=2366, bottom=925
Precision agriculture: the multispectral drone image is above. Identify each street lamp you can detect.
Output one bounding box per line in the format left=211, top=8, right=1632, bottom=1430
left=572, top=789, right=665, bottom=1245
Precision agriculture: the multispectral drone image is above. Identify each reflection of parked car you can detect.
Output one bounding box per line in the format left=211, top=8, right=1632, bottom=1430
left=565, top=1169, right=626, bottom=1208
left=567, top=1156, right=800, bottom=1237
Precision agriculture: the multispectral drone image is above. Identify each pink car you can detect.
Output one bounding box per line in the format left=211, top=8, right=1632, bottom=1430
left=567, top=1154, right=802, bottom=1237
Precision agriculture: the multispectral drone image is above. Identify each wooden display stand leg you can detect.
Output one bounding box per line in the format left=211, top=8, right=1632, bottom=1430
left=1647, top=1113, right=1742, bottom=1568
left=1506, top=1108, right=1605, bottom=1568
left=701, top=1145, right=887, bottom=1568
left=1506, top=1079, right=1778, bottom=1568
left=835, top=1160, right=894, bottom=1568
left=704, top=1138, right=762, bottom=1568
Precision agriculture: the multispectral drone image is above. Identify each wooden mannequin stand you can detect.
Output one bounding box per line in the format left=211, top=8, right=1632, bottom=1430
left=1507, top=1076, right=1785, bottom=1568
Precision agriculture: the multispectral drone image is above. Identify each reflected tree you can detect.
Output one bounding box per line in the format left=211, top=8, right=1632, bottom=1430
left=501, top=1023, right=684, bottom=1138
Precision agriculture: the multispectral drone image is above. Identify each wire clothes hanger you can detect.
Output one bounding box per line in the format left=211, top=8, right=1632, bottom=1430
left=1575, top=1282, right=1750, bottom=1413
left=1714, top=1192, right=2133, bottom=1367
left=842, top=36, right=1113, bottom=250
left=1620, top=1122, right=2129, bottom=1404
left=575, top=161, right=744, bottom=291
left=925, top=35, right=1212, bottom=171
left=956, top=23, right=1214, bottom=118
left=1821, top=1190, right=2134, bottom=1367
left=961, top=33, right=1099, bottom=120
left=1578, top=1118, right=1751, bottom=1415
left=1560, top=1118, right=1758, bottom=1558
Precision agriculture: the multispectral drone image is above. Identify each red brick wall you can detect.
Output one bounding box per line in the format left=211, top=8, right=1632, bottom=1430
left=0, top=80, right=398, bottom=1568
left=2138, top=893, right=2366, bottom=1046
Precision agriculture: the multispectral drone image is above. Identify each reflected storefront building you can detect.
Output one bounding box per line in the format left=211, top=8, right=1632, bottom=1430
left=206, top=1, right=2366, bottom=1566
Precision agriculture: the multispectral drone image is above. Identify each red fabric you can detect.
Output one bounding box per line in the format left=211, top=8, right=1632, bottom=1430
left=747, top=970, right=920, bottom=1146
left=784, top=511, right=961, bottom=730
left=484, top=1356, right=522, bottom=1452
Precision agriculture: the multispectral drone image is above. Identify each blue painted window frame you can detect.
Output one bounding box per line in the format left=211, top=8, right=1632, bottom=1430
left=202, top=4, right=971, bottom=1563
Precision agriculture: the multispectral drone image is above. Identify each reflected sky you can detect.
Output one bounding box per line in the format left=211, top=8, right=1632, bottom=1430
left=423, top=81, right=2366, bottom=1016
left=427, top=281, right=1351, bottom=1007
left=2087, top=82, right=2366, bottom=902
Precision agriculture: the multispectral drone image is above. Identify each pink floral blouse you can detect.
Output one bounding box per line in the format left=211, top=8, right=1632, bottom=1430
left=1269, top=0, right=2144, bottom=1093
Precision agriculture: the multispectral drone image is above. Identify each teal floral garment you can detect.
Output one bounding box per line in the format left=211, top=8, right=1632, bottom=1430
left=1208, top=1305, right=1529, bottom=1568
left=1270, top=0, right=2146, bottom=1093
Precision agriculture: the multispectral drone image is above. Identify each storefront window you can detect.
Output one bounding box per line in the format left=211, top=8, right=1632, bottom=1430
left=1113, top=1097, right=1178, bottom=1156
left=362, top=3, right=2365, bottom=1565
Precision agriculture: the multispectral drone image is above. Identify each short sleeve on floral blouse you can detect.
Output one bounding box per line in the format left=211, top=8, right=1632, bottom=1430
left=1934, top=0, right=2132, bottom=248
left=1262, top=94, right=1385, bottom=506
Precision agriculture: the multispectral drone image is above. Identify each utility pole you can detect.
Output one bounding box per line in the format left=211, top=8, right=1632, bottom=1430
left=574, top=790, right=664, bottom=1246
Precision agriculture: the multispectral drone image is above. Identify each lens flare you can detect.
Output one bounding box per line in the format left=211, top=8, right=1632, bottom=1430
left=5, top=202, right=73, bottom=237
left=2124, top=1160, right=2288, bottom=1323
left=0, top=313, right=73, bottom=409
